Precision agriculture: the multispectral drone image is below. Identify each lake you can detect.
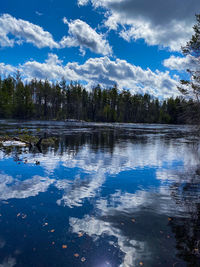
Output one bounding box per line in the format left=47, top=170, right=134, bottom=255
left=0, top=121, right=200, bottom=267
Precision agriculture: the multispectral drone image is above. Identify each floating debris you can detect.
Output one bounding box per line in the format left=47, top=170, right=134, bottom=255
left=16, top=213, right=27, bottom=219
left=2, top=141, right=27, bottom=147
left=21, top=214, right=27, bottom=219
left=78, top=232, right=84, bottom=238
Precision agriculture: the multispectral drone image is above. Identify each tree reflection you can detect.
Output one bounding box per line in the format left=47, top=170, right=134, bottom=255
left=169, top=162, right=200, bottom=266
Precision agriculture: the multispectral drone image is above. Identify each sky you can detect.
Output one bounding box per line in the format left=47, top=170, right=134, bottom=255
left=0, top=0, right=200, bottom=98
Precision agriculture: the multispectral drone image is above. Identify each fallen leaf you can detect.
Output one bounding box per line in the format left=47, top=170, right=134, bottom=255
left=78, top=232, right=83, bottom=237
left=62, top=245, right=67, bottom=249
left=74, top=253, right=79, bottom=258
left=81, top=257, right=86, bottom=262
left=22, top=214, right=27, bottom=219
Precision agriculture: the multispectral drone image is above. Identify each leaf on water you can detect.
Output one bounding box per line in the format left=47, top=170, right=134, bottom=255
left=78, top=232, right=84, bottom=237
left=22, top=214, right=27, bottom=219
left=74, top=253, right=79, bottom=258
left=62, top=245, right=67, bottom=249
left=81, top=257, right=86, bottom=262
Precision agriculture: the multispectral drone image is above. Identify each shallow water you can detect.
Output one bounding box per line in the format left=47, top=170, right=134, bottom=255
left=0, top=121, right=200, bottom=266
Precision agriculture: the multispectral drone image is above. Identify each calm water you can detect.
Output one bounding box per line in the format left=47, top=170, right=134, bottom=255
left=0, top=121, right=200, bottom=267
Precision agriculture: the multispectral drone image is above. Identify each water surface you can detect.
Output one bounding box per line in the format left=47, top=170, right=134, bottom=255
left=0, top=121, right=200, bottom=266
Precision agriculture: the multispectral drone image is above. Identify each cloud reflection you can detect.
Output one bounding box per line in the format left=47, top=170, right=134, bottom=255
left=0, top=256, right=16, bottom=267
left=0, top=174, right=54, bottom=200
left=70, top=215, right=146, bottom=267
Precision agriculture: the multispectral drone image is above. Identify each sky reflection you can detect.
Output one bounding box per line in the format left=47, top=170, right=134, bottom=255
left=0, top=123, right=200, bottom=266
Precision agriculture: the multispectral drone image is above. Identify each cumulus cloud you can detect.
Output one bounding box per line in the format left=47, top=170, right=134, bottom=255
left=0, top=14, right=112, bottom=56
left=15, top=55, right=179, bottom=97
left=79, top=0, right=200, bottom=51
left=1, top=53, right=179, bottom=98
left=77, top=0, right=90, bottom=6
left=22, top=53, right=79, bottom=81
left=60, top=18, right=112, bottom=56
left=0, top=63, right=17, bottom=77
left=0, top=14, right=59, bottom=48
left=163, top=55, right=200, bottom=71
left=66, top=56, right=179, bottom=98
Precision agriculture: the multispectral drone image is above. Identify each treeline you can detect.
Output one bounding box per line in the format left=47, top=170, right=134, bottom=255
left=0, top=75, right=196, bottom=124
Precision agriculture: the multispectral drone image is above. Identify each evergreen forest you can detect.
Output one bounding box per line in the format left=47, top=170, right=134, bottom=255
left=0, top=74, right=198, bottom=124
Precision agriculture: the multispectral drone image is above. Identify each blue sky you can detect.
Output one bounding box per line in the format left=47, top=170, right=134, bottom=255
left=0, top=0, right=200, bottom=98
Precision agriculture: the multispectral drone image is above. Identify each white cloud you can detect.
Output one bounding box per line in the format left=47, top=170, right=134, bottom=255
left=0, top=63, right=17, bottom=77
left=0, top=14, right=59, bottom=48
left=77, top=0, right=90, bottom=6
left=1, top=53, right=179, bottom=98
left=22, top=53, right=79, bottom=81
left=66, top=56, right=179, bottom=98
left=163, top=55, right=200, bottom=71
left=79, top=0, right=200, bottom=51
left=35, top=11, right=43, bottom=16
left=60, top=18, right=112, bottom=56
